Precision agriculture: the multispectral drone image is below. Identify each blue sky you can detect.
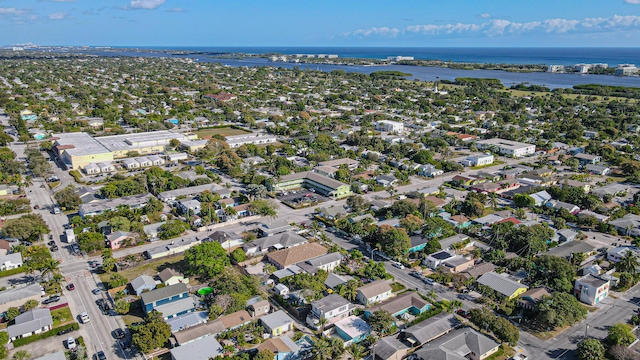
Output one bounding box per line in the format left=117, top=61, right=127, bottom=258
left=1, top=0, right=640, bottom=47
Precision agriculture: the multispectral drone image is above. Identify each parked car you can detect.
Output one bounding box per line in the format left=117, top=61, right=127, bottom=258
left=33, top=205, right=39, bottom=209
left=91, top=288, right=101, bottom=295
left=95, top=351, right=107, bottom=360
left=67, top=283, right=75, bottom=291
left=48, top=241, right=56, bottom=246
left=50, top=245, right=59, bottom=252
left=456, top=309, right=471, bottom=319
left=424, top=278, right=435, bottom=285
left=113, top=328, right=125, bottom=339
left=57, top=327, right=74, bottom=336
left=43, top=295, right=61, bottom=304
left=66, top=336, right=76, bottom=349
left=80, top=312, right=90, bottom=323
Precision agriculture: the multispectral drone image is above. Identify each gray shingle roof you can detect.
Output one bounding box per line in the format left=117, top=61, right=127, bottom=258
left=260, top=310, right=294, bottom=331
left=8, top=308, right=52, bottom=338
left=414, top=328, right=499, bottom=360
left=477, top=272, right=528, bottom=297
left=140, top=283, right=188, bottom=305
left=404, top=313, right=459, bottom=345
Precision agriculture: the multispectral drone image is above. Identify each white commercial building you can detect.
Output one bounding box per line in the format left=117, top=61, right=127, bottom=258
left=375, top=120, right=404, bottom=133
left=461, top=154, right=494, bottom=167
left=225, top=133, right=278, bottom=148
left=475, top=138, right=536, bottom=158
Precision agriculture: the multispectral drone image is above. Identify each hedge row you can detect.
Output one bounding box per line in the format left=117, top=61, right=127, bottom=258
left=0, top=266, right=27, bottom=279
left=13, top=322, right=79, bottom=347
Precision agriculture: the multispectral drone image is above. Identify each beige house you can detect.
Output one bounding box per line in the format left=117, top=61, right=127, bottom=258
left=356, top=281, right=393, bottom=305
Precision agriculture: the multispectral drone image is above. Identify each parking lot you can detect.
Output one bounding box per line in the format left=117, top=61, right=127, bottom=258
left=277, top=189, right=330, bottom=208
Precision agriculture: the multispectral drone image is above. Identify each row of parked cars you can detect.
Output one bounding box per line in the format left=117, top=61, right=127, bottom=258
left=409, top=270, right=435, bottom=285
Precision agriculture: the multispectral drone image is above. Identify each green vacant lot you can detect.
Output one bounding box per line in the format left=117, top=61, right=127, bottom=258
left=196, top=127, right=251, bottom=138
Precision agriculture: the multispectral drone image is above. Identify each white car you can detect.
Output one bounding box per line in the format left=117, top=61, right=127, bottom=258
left=67, top=336, right=76, bottom=349
left=392, top=262, right=405, bottom=269
left=80, top=312, right=90, bottom=323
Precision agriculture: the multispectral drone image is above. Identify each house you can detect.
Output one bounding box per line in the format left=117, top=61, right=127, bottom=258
left=413, top=328, right=500, bottom=360
left=218, top=310, right=252, bottom=330
left=419, top=164, right=444, bottom=177
left=402, top=312, right=460, bottom=346
left=306, top=294, right=351, bottom=328
left=609, top=214, right=640, bottom=236
left=334, top=315, right=372, bottom=345
left=442, top=256, right=475, bottom=273
left=296, top=252, right=343, bottom=274
left=373, top=336, right=409, bottom=360
left=256, top=220, right=297, bottom=238
left=7, top=308, right=53, bottom=342
left=364, top=292, right=431, bottom=319
left=461, top=262, right=496, bottom=280
left=177, top=199, right=201, bottom=216
left=243, top=231, right=307, bottom=256
left=439, top=234, right=473, bottom=251
left=0, top=240, right=11, bottom=256
left=247, top=299, right=271, bottom=317
left=0, top=253, right=22, bottom=271
left=574, top=153, right=601, bottom=165
left=325, top=273, right=354, bottom=290
left=477, top=272, right=528, bottom=300
left=0, top=284, right=44, bottom=313
left=144, top=236, right=202, bottom=260
left=530, top=190, right=552, bottom=206
left=544, top=241, right=596, bottom=259
left=375, top=120, right=404, bottom=133
left=469, top=182, right=502, bottom=194
left=547, top=199, right=580, bottom=214
left=208, top=231, right=244, bottom=250
left=408, top=236, right=429, bottom=253
left=140, top=283, right=194, bottom=319
left=274, top=284, right=290, bottom=297
left=519, top=287, right=552, bottom=310
left=574, top=274, right=609, bottom=305
left=376, top=174, right=398, bottom=187
left=34, top=351, right=67, bottom=360
left=356, top=280, right=393, bottom=305
left=267, top=243, right=328, bottom=270
left=260, top=310, right=295, bottom=337
left=446, top=214, right=472, bottom=229
left=256, top=337, right=300, bottom=360
left=170, top=336, right=223, bottom=360
left=585, top=164, right=610, bottom=176
left=130, top=275, right=157, bottom=296
left=557, top=229, right=578, bottom=242
left=424, top=251, right=457, bottom=270
left=107, top=231, right=133, bottom=250
left=608, top=246, right=640, bottom=263
left=158, top=268, right=189, bottom=287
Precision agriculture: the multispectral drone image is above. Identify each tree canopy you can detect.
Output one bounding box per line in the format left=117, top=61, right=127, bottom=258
left=184, top=242, right=230, bottom=279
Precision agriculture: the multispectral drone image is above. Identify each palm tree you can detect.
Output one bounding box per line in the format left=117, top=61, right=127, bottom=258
left=23, top=175, right=33, bottom=188
left=451, top=300, right=463, bottom=313
left=490, top=192, right=498, bottom=210
left=38, top=258, right=60, bottom=281
left=427, top=289, right=437, bottom=302
left=13, top=350, right=31, bottom=360
left=618, top=250, right=639, bottom=274
left=346, top=344, right=364, bottom=360
left=310, top=221, right=321, bottom=240
left=311, top=338, right=331, bottom=360
left=317, top=316, right=328, bottom=333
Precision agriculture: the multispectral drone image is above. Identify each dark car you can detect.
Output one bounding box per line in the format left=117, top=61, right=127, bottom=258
left=67, top=283, right=75, bottom=291
left=456, top=309, right=471, bottom=319
left=57, top=327, right=74, bottom=336
left=43, top=295, right=61, bottom=304
left=49, top=234, right=54, bottom=240
left=33, top=205, right=40, bottom=209
left=48, top=241, right=56, bottom=246
left=113, top=328, right=125, bottom=339
left=95, top=351, right=107, bottom=360
left=50, top=245, right=59, bottom=252
left=92, top=288, right=101, bottom=295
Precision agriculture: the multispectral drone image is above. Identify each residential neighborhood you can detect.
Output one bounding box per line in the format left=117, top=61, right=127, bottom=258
left=0, top=49, right=640, bottom=360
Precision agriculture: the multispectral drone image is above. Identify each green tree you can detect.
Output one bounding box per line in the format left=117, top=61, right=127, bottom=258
left=254, top=349, right=275, bottom=360
left=5, top=307, right=19, bottom=322
left=159, top=220, right=189, bottom=240
left=346, top=343, right=365, bottom=360
left=54, top=186, right=82, bottom=210
left=576, top=338, right=605, bottom=360
left=311, top=338, right=332, bottom=360
left=607, top=323, right=635, bottom=346
left=12, top=350, right=30, bottom=360
left=230, top=248, right=246, bottom=263
left=400, top=214, right=423, bottom=233
left=1, top=214, right=50, bottom=242
left=346, top=195, right=370, bottom=213
left=76, top=232, right=105, bottom=253
left=618, top=250, right=639, bottom=274
left=531, top=255, right=576, bottom=292
left=249, top=199, right=278, bottom=218
left=513, top=194, right=535, bottom=208
left=423, top=239, right=442, bottom=255
left=114, top=299, right=131, bottom=315
left=23, top=299, right=39, bottom=311
left=0, top=331, right=8, bottom=360
left=108, top=273, right=128, bottom=289
left=131, top=311, right=172, bottom=354
left=184, top=242, right=230, bottom=279
left=108, top=216, right=131, bottom=232
left=368, top=310, right=395, bottom=336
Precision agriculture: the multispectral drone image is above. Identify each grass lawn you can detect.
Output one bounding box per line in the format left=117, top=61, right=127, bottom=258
left=485, top=345, right=516, bottom=360
left=506, top=89, right=637, bottom=103
left=123, top=300, right=145, bottom=327
left=390, top=282, right=406, bottom=292
left=470, top=160, right=505, bottom=170
left=196, top=127, right=251, bottom=138
left=49, top=180, right=61, bottom=189
left=116, top=255, right=187, bottom=282
left=51, top=306, right=74, bottom=327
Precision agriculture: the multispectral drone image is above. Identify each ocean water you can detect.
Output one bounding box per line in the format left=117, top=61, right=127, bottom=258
left=131, top=46, right=640, bottom=66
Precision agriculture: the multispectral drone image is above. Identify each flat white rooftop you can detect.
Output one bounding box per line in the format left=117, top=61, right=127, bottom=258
left=54, top=132, right=111, bottom=156
left=476, top=138, right=534, bottom=150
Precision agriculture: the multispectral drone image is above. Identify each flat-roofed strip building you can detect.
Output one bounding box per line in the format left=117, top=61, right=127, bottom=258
left=475, top=138, right=536, bottom=158
left=53, top=132, right=114, bottom=170
left=79, top=193, right=155, bottom=218
left=225, top=133, right=278, bottom=148
left=158, top=183, right=224, bottom=203
left=268, top=171, right=352, bottom=199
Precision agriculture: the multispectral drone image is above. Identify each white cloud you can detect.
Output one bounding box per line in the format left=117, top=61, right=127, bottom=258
left=353, top=27, right=400, bottom=37
left=129, top=0, right=165, bottom=10
left=0, top=8, right=24, bottom=15
left=48, top=12, right=67, bottom=20
left=347, top=14, right=640, bottom=39
left=480, top=13, right=491, bottom=19
left=625, top=0, right=640, bottom=4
